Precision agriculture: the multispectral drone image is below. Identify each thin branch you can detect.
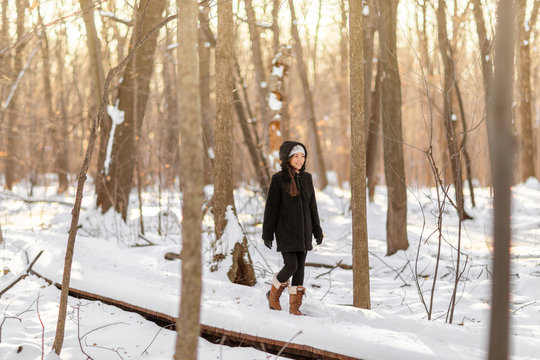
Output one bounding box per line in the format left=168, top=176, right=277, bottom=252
left=0, top=250, right=44, bottom=298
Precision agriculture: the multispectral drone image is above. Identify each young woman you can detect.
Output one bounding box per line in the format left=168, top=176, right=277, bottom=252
left=262, top=140, right=324, bottom=315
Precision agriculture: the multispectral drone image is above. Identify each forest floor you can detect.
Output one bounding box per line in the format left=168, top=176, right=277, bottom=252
left=0, top=177, right=539, bottom=359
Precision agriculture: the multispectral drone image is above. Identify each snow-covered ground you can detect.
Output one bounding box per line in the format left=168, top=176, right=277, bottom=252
left=0, top=177, right=539, bottom=359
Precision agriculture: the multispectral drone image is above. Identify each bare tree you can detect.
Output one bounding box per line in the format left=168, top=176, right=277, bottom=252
left=244, top=0, right=272, bottom=139
left=436, top=0, right=472, bottom=220
left=4, top=0, right=26, bottom=190
left=486, top=1, right=516, bottom=359
left=378, top=0, right=409, bottom=255
left=214, top=0, right=236, bottom=241
left=51, top=13, right=177, bottom=356
left=212, top=0, right=256, bottom=286
left=198, top=0, right=215, bottom=185
left=350, top=0, right=371, bottom=309
left=287, top=0, right=328, bottom=188
left=174, top=0, right=203, bottom=358
left=337, top=0, right=351, bottom=187
left=516, top=0, right=539, bottom=182
left=95, top=0, right=167, bottom=219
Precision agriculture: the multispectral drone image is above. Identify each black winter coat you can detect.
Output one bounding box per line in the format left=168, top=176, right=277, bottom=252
left=262, top=141, right=323, bottom=252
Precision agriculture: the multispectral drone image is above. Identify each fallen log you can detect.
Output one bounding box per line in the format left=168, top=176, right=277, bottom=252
left=29, top=269, right=361, bottom=360
left=305, top=260, right=353, bottom=270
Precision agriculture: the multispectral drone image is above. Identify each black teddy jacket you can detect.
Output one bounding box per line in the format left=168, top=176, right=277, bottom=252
left=262, top=141, right=323, bottom=252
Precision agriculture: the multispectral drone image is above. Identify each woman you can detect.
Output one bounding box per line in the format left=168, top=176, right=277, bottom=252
left=262, top=140, right=324, bottom=315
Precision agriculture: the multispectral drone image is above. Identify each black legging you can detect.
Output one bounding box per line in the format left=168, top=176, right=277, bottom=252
left=276, top=251, right=307, bottom=286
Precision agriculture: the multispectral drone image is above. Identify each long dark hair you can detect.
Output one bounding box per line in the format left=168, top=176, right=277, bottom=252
left=286, top=160, right=299, bottom=197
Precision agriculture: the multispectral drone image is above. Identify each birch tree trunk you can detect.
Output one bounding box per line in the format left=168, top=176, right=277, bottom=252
left=288, top=0, right=328, bottom=189
left=516, top=0, right=539, bottom=182
left=486, top=1, right=516, bottom=359
left=436, top=0, right=472, bottom=220
left=378, top=0, right=409, bottom=256
left=174, top=0, right=203, bottom=358
left=95, top=0, right=166, bottom=219
left=349, top=0, right=371, bottom=309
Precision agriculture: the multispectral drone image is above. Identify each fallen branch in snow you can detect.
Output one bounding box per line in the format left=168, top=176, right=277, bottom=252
left=29, top=269, right=352, bottom=360
left=0, top=191, right=83, bottom=209
left=305, top=260, right=352, bottom=270
left=0, top=250, right=44, bottom=298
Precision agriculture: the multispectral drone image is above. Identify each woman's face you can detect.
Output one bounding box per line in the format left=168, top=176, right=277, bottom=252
left=288, top=152, right=305, bottom=171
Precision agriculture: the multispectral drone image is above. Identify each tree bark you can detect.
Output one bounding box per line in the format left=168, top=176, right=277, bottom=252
left=378, top=0, right=409, bottom=256
left=95, top=0, right=166, bottom=219
left=337, top=0, right=350, bottom=187
left=486, top=1, right=516, bottom=359
left=174, top=0, right=203, bottom=358
left=436, top=0, right=471, bottom=220
left=288, top=0, right=328, bottom=189
left=214, top=0, right=236, bottom=240
left=349, top=0, right=371, bottom=309
left=366, top=58, right=382, bottom=202
left=162, top=32, right=180, bottom=188
left=516, top=0, right=539, bottom=182
left=4, top=0, right=26, bottom=190
left=78, top=0, right=108, bottom=181
left=198, top=0, right=215, bottom=185
left=244, top=0, right=272, bottom=140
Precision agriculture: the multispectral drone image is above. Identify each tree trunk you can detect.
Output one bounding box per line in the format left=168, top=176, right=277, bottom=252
left=244, top=0, right=272, bottom=142
left=174, top=0, right=203, bottom=358
left=516, top=0, right=539, bottom=182
left=270, top=0, right=291, bottom=141
left=363, top=0, right=378, bottom=196
left=378, top=0, right=408, bottom=256
left=337, top=0, right=350, bottom=187
left=214, top=0, right=236, bottom=240
left=349, top=0, right=371, bottom=309
left=51, top=12, right=176, bottom=356
left=288, top=0, right=328, bottom=189
left=486, top=1, right=516, bottom=359
left=472, top=0, right=494, bottom=106
left=233, top=81, right=270, bottom=195
left=366, top=58, right=382, bottom=202
left=78, top=0, right=108, bottom=181
left=436, top=0, right=471, bottom=220
left=234, top=57, right=271, bottom=192
left=55, top=25, right=70, bottom=193
left=4, top=0, right=26, bottom=190
left=162, top=39, right=180, bottom=188
left=212, top=0, right=256, bottom=286
left=198, top=0, right=215, bottom=185
left=95, top=0, right=166, bottom=219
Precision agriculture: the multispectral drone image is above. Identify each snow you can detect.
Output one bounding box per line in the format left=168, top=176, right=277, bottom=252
left=363, top=5, right=370, bottom=16
left=104, top=100, right=125, bottom=176
left=1, top=178, right=540, bottom=359
left=268, top=92, right=282, bottom=111
left=271, top=64, right=284, bottom=78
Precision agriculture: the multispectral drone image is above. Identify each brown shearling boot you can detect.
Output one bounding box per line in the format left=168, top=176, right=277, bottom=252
left=266, top=274, right=289, bottom=310
left=288, top=285, right=305, bottom=315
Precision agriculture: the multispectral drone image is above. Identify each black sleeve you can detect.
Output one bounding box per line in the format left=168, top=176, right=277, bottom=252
left=308, top=175, right=323, bottom=239
left=262, top=175, right=281, bottom=241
